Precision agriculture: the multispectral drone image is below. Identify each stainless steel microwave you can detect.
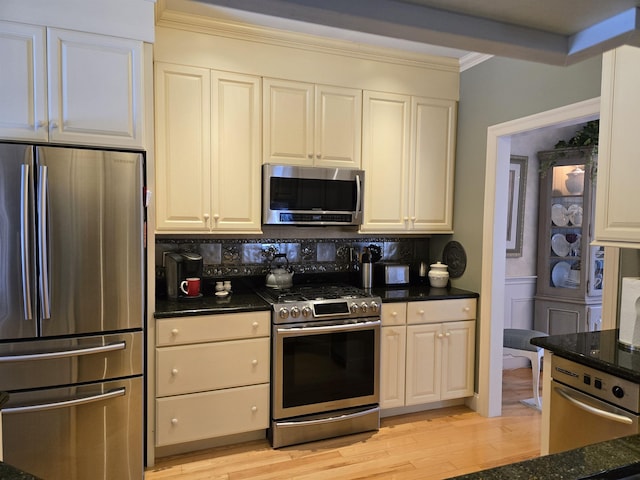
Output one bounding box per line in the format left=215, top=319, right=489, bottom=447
left=262, top=164, right=364, bottom=226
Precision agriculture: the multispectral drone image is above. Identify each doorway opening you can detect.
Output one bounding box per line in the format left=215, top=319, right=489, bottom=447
left=477, top=97, right=600, bottom=417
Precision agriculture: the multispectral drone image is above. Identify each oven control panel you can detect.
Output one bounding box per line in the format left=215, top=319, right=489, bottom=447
left=275, top=298, right=380, bottom=322
left=552, top=355, right=640, bottom=412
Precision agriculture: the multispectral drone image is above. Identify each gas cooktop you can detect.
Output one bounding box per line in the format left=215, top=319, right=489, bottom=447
left=257, top=284, right=381, bottom=324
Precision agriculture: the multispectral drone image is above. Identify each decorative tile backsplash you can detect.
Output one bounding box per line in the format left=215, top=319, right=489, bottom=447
left=155, top=236, right=430, bottom=278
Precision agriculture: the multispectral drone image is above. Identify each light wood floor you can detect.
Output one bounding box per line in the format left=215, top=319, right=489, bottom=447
left=145, top=368, right=541, bottom=480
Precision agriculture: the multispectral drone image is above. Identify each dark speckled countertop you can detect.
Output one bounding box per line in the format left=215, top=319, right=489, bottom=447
left=448, top=434, right=640, bottom=480
left=531, top=329, right=640, bottom=384
left=154, top=277, right=479, bottom=318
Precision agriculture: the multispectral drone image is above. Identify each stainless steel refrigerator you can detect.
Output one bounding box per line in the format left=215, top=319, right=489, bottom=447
left=0, top=143, right=145, bottom=479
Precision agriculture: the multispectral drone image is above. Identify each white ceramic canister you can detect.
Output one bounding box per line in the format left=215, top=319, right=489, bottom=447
left=428, top=261, right=449, bottom=288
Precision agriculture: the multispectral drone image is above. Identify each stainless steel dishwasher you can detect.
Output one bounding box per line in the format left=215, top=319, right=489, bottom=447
left=549, top=355, right=640, bottom=454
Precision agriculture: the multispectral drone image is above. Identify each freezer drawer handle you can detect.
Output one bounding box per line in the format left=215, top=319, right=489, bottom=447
left=2, top=388, right=126, bottom=414
left=555, top=386, right=634, bottom=425
left=0, top=341, right=126, bottom=363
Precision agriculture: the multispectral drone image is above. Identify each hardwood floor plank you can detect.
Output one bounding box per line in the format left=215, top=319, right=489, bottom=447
left=145, top=368, right=541, bottom=480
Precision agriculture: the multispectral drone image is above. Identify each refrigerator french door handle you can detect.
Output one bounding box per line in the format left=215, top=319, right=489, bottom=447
left=20, top=164, right=33, bottom=321
left=37, top=165, right=51, bottom=320
left=2, top=388, right=126, bottom=414
left=0, top=341, right=126, bottom=363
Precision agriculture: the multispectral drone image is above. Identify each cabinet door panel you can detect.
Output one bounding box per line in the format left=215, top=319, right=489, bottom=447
left=47, top=28, right=142, bottom=147
left=211, top=71, right=262, bottom=232
left=361, top=91, right=410, bottom=232
left=441, top=321, right=474, bottom=400
left=380, top=326, right=406, bottom=409
left=0, top=21, right=47, bottom=141
left=155, top=63, right=211, bottom=231
left=263, top=78, right=313, bottom=165
left=596, top=46, right=640, bottom=245
left=406, top=324, right=441, bottom=405
left=411, top=97, right=456, bottom=232
left=316, top=85, right=362, bottom=168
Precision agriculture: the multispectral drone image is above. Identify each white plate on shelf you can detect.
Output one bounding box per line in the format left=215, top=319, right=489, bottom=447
left=567, top=205, right=583, bottom=226
left=551, top=204, right=568, bottom=226
left=551, top=234, right=571, bottom=257
left=551, top=261, right=571, bottom=287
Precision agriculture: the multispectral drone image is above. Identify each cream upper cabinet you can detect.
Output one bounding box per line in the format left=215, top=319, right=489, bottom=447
left=263, top=78, right=362, bottom=168
left=155, top=63, right=262, bottom=233
left=361, top=92, right=456, bottom=233
left=595, top=45, right=640, bottom=246
left=361, top=91, right=411, bottom=232
left=0, top=22, right=143, bottom=147
left=0, top=21, right=47, bottom=141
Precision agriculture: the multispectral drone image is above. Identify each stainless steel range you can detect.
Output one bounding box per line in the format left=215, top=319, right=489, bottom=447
left=258, top=284, right=382, bottom=448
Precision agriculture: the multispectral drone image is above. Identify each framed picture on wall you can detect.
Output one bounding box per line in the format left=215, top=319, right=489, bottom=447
left=506, top=155, right=527, bottom=257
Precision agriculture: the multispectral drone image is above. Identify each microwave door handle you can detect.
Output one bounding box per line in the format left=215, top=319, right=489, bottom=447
left=355, top=174, right=362, bottom=217
left=20, top=165, right=33, bottom=321
left=38, top=165, right=51, bottom=320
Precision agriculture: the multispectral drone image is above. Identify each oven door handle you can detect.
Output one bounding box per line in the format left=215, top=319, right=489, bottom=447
left=555, top=386, right=634, bottom=425
left=277, top=319, right=381, bottom=335
left=278, top=406, right=379, bottom=428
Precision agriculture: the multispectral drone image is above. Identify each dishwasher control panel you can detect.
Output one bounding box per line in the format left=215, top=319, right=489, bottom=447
left=552, top=355, right=640, bottom=413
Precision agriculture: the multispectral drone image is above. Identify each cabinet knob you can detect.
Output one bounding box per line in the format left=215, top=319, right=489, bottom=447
left=418, top=309, right=425, bottom=315
left=171, top=328, right=179, bottom=335
left=252, top=321, right=259, bottom=329
left=171, top=418, right=178, bottom=425
left=445, top=331, right=451, bottom=337
left=49, top=121, right=58, bottom=130
left=171, top=368, right=179, bottom=376
left=213, top=213, right=220, bottom=220
left=437, top=333, right=444, bottom=338
left=37, top=120, right=47, bottom=129
left=411, top=216, right=416, bottom=222
left=463, top=307, right=470, bottom=312
left=203, top=213, right=210, bottom=221
left=251, top=406, right=258, bottom=413
left=391, top=311, right=397, bottom=317
left=308, top=153, right=313, bottom=159
left=252, top=359, right=258, bottom=366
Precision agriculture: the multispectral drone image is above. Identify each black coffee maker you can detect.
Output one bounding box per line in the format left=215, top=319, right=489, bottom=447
left=165, top=252, right=203, bottom=298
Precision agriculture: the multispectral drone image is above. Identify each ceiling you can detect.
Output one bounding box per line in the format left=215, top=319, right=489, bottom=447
left=185, top=0, right=640, bottom=66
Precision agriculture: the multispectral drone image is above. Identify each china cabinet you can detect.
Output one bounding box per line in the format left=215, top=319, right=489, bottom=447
left=534, top=147, right=604, bottom=335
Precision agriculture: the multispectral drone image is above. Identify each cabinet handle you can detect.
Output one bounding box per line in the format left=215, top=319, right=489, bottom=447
left=418, top=310, right=425, bottom=315
left=49, top=121, right=58, bottom=130
left=171, top=368, right=178, bottom=376
left=445, top=331, right=451, bottom=337
left=171, top=328, right=179, bottom=335
left=437, top=333, right=444, bottom=338
left=308, top=153, right=313, bottom=159
left=252, top=359, right=258, bottom=366
left=171, top=418, right=178, bottom=425
left=37, top=120, right=47, bottom=129
left=316, top=153, right=321, bottom=159
left=404, top=216, right=409, bottom=222
left=391, top=312, right=397, bottom=317
left=251, top=406, right=258, bottom=413
left=411, top=216, right=416, bottom=222
left=203, top=213, right=210, bottom=223
left=463, top=307, right=470, bottom=312
left=252, top=321, right=259, bottom=329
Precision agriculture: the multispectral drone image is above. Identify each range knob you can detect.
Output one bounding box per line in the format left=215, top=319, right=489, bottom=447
left=360, top=302, right=369, bottom=313
left=301, top=306, right=312, bottom=318
left=290, top=306, right=300, bottom=318
left=612, top=385, right=625, bottom=399
left=278, top=307, right=289, bottom=319
left=370, top=301, right=379, bottom=313
left=350, top=303, right=359, bottom=314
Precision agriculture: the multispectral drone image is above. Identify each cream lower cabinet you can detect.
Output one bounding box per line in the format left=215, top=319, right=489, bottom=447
left=155, top=312, right=270, bottom=447
left=263, top=78, right=362, bottom=168
left=361, top=91, right=456, bottom=234
left=380, top=299, right=476, bottom=409
left=0, top=21, right=143, bottom=147
left=155, top=63, right=262, bottom=233
left=595, top=45, right=640, bottom=246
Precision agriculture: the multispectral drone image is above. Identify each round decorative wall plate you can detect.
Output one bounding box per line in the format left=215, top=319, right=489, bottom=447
left=442, top=241, right=467, bottom=278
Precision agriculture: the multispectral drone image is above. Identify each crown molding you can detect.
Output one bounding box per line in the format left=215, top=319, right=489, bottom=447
left=155, top=0, right=461, bottom=73
left=459, top=53, right=493, bottom=72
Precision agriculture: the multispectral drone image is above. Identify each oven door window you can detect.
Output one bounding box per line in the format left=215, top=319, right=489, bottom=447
left=282, top=329, right=375, bottom=408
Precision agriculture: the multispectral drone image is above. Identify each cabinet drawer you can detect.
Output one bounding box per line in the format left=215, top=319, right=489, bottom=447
left=156, top=311, right=270, bottom=346
left=407, top=298, right=476, bottom=324
left=381, top=303, right=407, bottom=326
left=156, top=337, right=269, bottom=397
left=156, top=383, right=269, bottom=446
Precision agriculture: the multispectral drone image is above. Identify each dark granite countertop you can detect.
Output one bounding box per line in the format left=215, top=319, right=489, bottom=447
left=0, top=391, right=8, bottom=409
left=372, top=284, right=479, bottom=303
left=447, top=434, right=640, bottom=480
left=531, top=329, right=640, bottom=384
left=0, top=463, right=42, bottom=480
left=155, top=278, right=479, bottom=318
